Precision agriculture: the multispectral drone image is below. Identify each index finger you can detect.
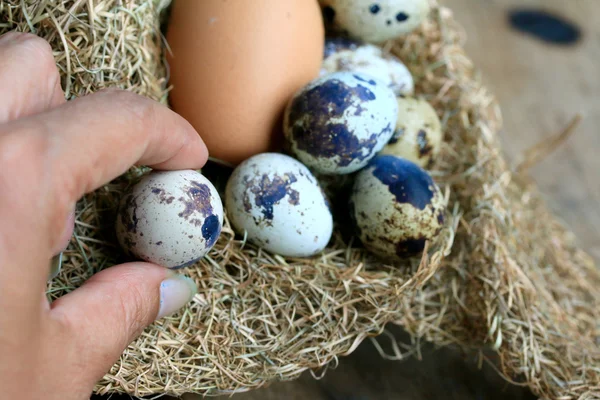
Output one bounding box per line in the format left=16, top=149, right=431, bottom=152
left=12, top=89, right=208, bottom=205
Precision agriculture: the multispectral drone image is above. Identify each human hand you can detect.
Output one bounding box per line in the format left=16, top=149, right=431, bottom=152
left=0, top=32, right=207, bottom=399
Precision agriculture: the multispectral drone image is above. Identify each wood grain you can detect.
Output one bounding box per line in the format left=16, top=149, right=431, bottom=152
left=102, top=1, right=599, bottom=399
left=446, top=0, right=600, bottom=262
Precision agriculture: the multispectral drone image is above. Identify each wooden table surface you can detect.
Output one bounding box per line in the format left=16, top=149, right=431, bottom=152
left=100, top=1, right=597, bottom=399
left=197, top=1, right=599, bottom=399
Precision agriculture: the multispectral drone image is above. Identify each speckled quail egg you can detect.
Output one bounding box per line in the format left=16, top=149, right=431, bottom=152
left=116, top=170, right=223, bottom=269
left=225, top=153, right=333, bottom=257
left=319, top=0, right=430, bottom=43
left=349, top=154, right=445, bottom=260
left=284, top=71, right=397, bottom=174
left=321, top=37, right=414, bottom=96
left=381, top=96, right=443, bottom=169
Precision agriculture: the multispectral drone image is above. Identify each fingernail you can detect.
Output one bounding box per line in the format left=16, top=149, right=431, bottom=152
left=157, top=274, right=197, bottom=319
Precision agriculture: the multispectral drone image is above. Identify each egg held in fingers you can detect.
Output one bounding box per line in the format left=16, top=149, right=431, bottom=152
left=116, top=170, right=224, bottom=269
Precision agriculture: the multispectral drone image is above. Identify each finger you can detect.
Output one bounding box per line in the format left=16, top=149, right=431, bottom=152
left=25, top=89, right=207, bottom=199
left=49, top=262, right=197, bottom=382
left=0, top=129, right=52, bottom=310
left=0, top=32, right=64, bottom=124
left=0, top=88, right=208, bottom=259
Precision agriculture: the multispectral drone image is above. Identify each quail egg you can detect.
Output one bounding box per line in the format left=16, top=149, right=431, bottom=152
left=319, top=0, right=430, bottom=43
left=116, top=170, right=223, bottom=269
left=321, top=37, right=414, bottom=96
left=284, top=71, right=397, bottom=174
left=225, top=153, right=333, bottom=257
left=381, top=96, right=443, bottom=168
left=350, top=154, right=445, bottom=260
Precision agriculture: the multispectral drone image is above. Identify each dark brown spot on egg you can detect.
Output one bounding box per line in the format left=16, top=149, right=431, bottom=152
left=353, top=74, right=377, bottom=86
left=396, top=12, right=409, bottom=22
left=190, top=218, right=203, bottom=227
left=242, top=180, right=253, bottom=213
left=288, top=189, right=300, bottom=206
left=243, top=173, right=300, bottom=221
left=417, top=130, right=433, bottom=157
left=151, top=187, right=175, bottom=204
left=178, top=181, right=214, bottom=222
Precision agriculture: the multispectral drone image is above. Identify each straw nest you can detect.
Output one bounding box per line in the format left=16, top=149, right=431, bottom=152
left=1, top=1, right=598, bottom=399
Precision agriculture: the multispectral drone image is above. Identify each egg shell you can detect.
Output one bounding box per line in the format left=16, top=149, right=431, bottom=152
left=321, top=37, right=414, bottom=95
left=166, top=0, right=325, bottom=165
left=284, top=71, right=398, bottom=174
left=350, top=155, right=445, bottom=260
left=319, top=0, right=430, bottom=43
left=225, top=153, right=333, bottom=257
left=381, top=96, right=443, bottom=168
left=116, top=170, right=224, bottom=269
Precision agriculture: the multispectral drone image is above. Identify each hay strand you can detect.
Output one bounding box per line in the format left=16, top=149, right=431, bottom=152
left=515, top=114, right=583, bottom=174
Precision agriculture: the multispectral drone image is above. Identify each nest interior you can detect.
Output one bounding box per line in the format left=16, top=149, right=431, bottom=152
left=0, top=1, right=598, bottom=399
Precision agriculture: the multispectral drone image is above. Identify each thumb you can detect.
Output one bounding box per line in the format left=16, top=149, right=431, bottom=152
left=49, top=262, right=197, bottom=379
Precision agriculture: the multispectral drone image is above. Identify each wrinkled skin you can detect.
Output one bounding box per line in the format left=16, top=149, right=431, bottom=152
left=0, top=32, right=207, bottom=399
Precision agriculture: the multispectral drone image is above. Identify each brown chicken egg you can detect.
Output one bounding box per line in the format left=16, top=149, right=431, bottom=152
left=166, top=0, right=325, bottom=165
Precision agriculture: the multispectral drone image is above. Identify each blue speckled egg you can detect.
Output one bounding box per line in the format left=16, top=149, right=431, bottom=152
left=349, top=154, right=445, bottom=259
left=284, top=71, right=397, bottom=174
left=225, top=153, right=333, bottom=257
left=116, top=170, right=223, bottom=269
left=321, top=37, right=414, bottom=96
